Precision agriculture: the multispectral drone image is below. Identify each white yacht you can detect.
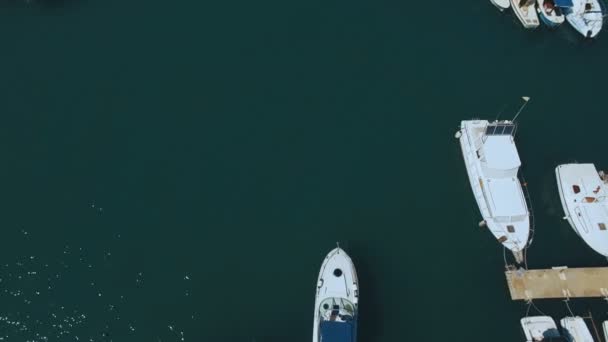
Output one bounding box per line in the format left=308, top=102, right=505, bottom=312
left=602, top=321, right=608, bottom=342
left=458, top=120, right=530, bottom=263
left=511, top=0, right=541, bottom=28
left=556, top=163, right=608, bottom=257
left=560, top=316, right=594, bottom=342
left=521, top=316, right=563, bottom=341
left=564, top=0, right=604, bottom=38
left=312, top=247, right=359, bottom=342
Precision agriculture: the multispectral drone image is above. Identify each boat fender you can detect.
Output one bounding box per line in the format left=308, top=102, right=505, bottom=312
left=455, top=131, right=462, bottom=139
left=479, top=220, right=487, bottom=228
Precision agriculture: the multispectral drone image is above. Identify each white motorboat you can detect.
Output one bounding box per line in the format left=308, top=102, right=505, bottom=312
left=511, top=0, right=541, bottom=28
left=556, top=163, right=608, bottom=257
left=312, top=247, right=359, bottom=342
left=564, top=0, right=604, bottom=38
left=521, top=316, right=563, bottom=341
left=603, top=321, right=608, bottom=342
left=537, top=0, right=567, bottom=27
left=560, top=317, right=594, bottom=342
left=492, top=0, right=511, bottom=11
left=458, top=120, right=530, bottom=263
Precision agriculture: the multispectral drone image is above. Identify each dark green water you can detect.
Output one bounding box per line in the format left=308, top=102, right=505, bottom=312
left=2, top=0, right=608, bottom=341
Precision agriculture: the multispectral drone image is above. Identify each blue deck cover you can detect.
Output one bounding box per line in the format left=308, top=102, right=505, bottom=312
left=554, top=0, right=573, bottom=7
left=320, top=321, right=356, bottom=342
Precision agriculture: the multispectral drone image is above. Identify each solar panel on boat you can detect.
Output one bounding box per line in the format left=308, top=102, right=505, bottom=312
left=485, top=123, right=515, bottom=136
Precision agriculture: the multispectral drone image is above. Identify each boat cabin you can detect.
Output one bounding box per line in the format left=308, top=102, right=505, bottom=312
left=479, top=123, right=521, bottom=178
left=478, top=123, right=528, bottom=221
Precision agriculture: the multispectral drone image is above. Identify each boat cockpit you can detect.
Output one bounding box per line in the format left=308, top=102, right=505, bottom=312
left=319, top=297, right=356, bottom=322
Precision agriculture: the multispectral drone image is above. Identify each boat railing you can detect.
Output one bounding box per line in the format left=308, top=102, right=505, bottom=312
left=519, top=172, right=535, bottom=248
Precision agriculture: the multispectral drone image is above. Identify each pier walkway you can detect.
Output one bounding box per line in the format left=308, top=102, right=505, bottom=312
left=505, top=266, right=608, bottom=300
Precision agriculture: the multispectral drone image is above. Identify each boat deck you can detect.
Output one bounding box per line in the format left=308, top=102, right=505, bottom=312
left=505, top=267, right=608, bottom=300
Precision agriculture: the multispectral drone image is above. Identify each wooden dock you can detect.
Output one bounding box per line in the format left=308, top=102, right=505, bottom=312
left=505, top=266, right=608, bottom=301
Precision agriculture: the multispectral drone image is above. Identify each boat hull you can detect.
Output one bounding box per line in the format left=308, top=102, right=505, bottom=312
left=312, top=248, right=358, bottom=342
left=555, top=164, right=608, bottom=257
left=521, top=316, right=560, bottom=341
left=537, top=0, right=565, bottom=27
left=560, top=317, right=594, bottom=342
left=510, top=0, right=541, bottom=28
left=458, top=120, right=530, bottom=261
left=492, top=0, right=511, bottom=10
left=566, top=0, right=604, bottom=38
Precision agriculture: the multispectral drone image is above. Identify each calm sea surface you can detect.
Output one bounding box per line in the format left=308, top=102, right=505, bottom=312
left=2, top=1, right=608, bottom=341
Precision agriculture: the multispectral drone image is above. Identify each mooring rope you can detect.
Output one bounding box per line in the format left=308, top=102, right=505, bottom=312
left=525, top=299, right=547, bottom=317
left=564, top=299, right=575, bottom=317
left=530, top=300, right=547, bottom=316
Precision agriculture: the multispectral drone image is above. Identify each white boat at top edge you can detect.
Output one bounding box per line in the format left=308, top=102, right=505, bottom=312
left=511, top=0, right=541, bottom=28
left=458, top=120, right=530, bottom=263
left=556, top=163, right=608, bottom=257
left=560, top=316, right=594, bottom=342
left=312, top=247, right=359, bottom=342
left=564, top=0, right=604, bottom=38
left=521, top=316, right=564, bottom=341
left=492, top=0, right=511, bottom=11
left=537, top=0, right=567, bottom=27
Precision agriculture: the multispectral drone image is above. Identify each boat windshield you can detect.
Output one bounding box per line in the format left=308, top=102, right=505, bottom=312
left=319, top=297, right=356, bottom=321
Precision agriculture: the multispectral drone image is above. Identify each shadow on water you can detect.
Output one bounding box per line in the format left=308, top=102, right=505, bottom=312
left=352, top=248, right=383, bottom=341
left=36, top=0, right=84, bottom=9
left=0, top=0, right=83, bottom=9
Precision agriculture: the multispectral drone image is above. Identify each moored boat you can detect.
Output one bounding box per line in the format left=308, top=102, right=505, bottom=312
left=511, top=0, right=541, bottom=28
left=560, top=316, right=594, bottom=342
left=556, top=163, right=608, bottom=257
left=537, top=0, right=567, bottom=27
left=457, top=119, right=531, bottom=263
left=564, top=0, right=604, bottom=38
left=312, top=247, right=359, bottom=342
left=602, top=321, right=608, bottom=342
left=521, top=316, right=564, bottom=341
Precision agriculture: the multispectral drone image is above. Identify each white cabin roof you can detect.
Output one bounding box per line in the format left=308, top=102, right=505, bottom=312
left=486, top=178, right=527, bottom=217
left=483, top=136, right=521, bottom=170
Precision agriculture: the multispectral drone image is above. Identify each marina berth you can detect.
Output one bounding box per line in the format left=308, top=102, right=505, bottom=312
left=458, top=120, right=531, bottom=263
left=560, top=317, right=594, bottom=342
left=511, top=0, right=541, bottom=28
left=312, top=247, right=359, bottom=342
left=556, top=164, right=608, bottom=257
left=521, top=316, right=563, bottom=341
